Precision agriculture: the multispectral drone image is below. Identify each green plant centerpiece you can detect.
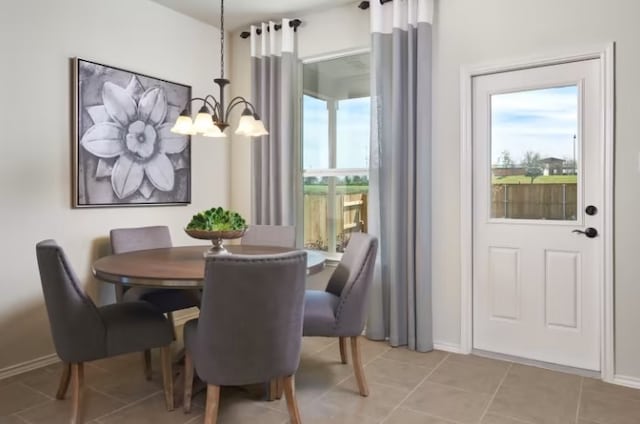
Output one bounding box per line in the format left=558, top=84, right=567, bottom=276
left=185, top=207, right=248, bottom=255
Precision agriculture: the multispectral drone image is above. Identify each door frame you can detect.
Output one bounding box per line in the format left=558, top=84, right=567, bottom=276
left=459, top=43, right=615, bottom=381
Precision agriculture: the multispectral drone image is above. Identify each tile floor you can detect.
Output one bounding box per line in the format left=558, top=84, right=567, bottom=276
left=2, top=269, right=638, bottom=423
left=1, top=335, right=639, bottom=424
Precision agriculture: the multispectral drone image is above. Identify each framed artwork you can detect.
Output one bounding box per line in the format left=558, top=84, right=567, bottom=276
left=73, top=58, right=191, bottom=207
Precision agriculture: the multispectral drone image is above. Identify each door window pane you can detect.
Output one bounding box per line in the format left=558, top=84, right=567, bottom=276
left=491, top=86, right=579, bottom=220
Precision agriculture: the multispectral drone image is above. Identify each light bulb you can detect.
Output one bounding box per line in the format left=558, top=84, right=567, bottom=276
left=249, top=118, right=269, bottom=137
left=203, top=125, right=227, bottom=138
left=170, top=115, right=195, bottom=135
left=193, top=112, right=215, bottom=134
left=235, top=114, right=257, bottom=136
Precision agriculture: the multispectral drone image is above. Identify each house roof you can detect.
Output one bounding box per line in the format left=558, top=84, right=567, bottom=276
left=540, top=157, right=564, bottom=163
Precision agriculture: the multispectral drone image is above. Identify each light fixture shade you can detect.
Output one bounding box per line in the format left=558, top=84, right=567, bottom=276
left=250, top=118, right=269, bottom=137
left=235, top=113, right=257, bottom=136
left=170, top=115, right=196, bottom=135
left=193, top=112, right=215, bottom=134
left=202, top=125, right=227, bottom=138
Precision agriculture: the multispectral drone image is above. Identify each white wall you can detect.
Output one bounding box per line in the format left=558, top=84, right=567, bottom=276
left=0, top=0, right=228, bottom=371
left=228, top=1, right=370, bottom=219
left=229, top=0, right=640, bottom=381
left=4, top=0, right=639, bottom=382
left=432, top=0, right=640, bottom=379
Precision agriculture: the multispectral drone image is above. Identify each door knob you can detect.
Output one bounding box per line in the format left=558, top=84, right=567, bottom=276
left=572, top=227, right=598, bottom=238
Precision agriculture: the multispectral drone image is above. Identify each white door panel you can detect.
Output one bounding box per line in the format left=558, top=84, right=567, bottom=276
left=472, top=59, right=602, bottom=370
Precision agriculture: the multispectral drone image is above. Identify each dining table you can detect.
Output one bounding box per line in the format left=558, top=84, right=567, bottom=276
left=92, top=244, right=326, bottom=288
left=91, top=244, right=326, bottom=402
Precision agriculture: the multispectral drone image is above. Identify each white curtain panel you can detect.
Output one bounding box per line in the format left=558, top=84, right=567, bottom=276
left=366, top=0, right=434, bottom=351
left=250, top=20, right=298, bottom=225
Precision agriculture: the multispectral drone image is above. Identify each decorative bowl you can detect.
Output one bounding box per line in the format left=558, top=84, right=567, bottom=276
left=184, top=228, right=247, bottom=255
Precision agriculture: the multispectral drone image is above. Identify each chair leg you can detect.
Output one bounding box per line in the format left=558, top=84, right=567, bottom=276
left=339, top=337, right=348, bottom=364
left=350, top=336, right=369, bottom=397
left=114, top=285, right=125, bottom=303
left=160, top=345, right=174, bottom=411
left=183, top=351, right=194, bottom=413
left=167, top=312, right=177, bottom=341
left=268, top=377, right=283, bottom=401
left=268, top=379, right=277, bottom=401
left=143, top=349, right=152, bottom=381
left=56, top=363, right=71, bottom=400
left=282, top=375, right=302, bottom=424
left=204, top=384, right=220, bottom=424
left=70, top=363, right=84, bottom=424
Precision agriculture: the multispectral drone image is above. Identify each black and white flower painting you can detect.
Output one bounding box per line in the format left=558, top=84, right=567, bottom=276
left=74, top=58, right=191, bottom=207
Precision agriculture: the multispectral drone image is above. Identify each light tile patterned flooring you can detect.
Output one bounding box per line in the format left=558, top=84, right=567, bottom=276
left=1, top=335, right=640, bottom=424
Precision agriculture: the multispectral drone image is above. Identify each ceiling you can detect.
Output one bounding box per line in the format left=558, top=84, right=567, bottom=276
left=303, top=53, right=370, bottom=99
left=150, top=0, right=357, bottom=31
left=304, top=53, right=369, bottom=80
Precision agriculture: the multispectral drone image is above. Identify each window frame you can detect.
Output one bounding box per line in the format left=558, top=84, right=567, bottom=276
left=296, top=48, right=371, bottom=259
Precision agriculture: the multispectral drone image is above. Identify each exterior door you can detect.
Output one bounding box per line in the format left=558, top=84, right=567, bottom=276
left=472, top=59, right=603, bottom=370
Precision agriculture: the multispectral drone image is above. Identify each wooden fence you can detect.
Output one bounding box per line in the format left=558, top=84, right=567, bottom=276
left=303, top=184, right=575, bottom=249
left=303, top=193, right=367, bottom=251
left=492, top=183, right=577, bottom=220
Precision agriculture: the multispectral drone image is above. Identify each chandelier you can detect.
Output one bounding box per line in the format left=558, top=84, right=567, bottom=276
left=171, top=0, right=268, bottom=138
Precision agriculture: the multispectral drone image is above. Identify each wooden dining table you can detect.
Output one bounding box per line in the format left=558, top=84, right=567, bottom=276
left=92, top=244, right=326, bottom=402
left=92, top=244, right=326, bottom=288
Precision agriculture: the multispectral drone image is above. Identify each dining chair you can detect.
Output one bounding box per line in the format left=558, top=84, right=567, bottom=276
left=110, top=225, right=201, bottom=379
left=183, top=251, right=307, bottom=424
left=302, top=232, right=378, bottom=396
left=240, top=224, right=296, bottom=248
left=36, top=240, right=175, bottom=424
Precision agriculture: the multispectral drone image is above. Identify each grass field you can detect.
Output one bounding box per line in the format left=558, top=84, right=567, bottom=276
left=304, top=185, right=369, bottom=194
left=492, top=175, right=577, bottom=185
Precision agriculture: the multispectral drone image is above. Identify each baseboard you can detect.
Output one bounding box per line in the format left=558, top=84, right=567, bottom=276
left=0, top=310, right=199, bottom=382
left=0, top=353, right=60, bottom=381
left=612, top=374, right=640, bottom=389
left=433, top=341, right=463, bottom=354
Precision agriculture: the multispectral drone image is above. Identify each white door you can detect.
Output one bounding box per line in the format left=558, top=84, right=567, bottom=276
left=472, top=59, right=603, bottom=370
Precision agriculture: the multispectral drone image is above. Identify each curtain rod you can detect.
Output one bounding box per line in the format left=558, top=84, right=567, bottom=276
left=358, top=0, right=393, bottom=10
left=239, top=19, right=303, bottom=39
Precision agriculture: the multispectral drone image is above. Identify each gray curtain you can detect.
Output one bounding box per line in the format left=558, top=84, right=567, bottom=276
left=250, top=21, right=298, bottom=225
left=366, top=0, right=434, bottom=351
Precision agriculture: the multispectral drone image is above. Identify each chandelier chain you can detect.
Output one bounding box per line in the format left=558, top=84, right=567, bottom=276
left=220, top=0, right=224, bottom=79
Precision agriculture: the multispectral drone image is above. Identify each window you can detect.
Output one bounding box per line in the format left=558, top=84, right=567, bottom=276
left=301, top=53, right=370, bottom=257
left=490, top=86, right=579, bottom=220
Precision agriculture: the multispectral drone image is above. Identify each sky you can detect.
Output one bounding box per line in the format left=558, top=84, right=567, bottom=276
left=303, top=95, right=370, bottom=170
left=303, top=84, right=577, bottom=169
left=491, top=85, right=578, bottom=165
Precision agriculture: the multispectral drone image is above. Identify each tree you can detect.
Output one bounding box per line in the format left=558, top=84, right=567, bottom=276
left=563, top=156, right=577, bottom=175
left=521, top=151, right=543, bottom=183
left=304, top=176, right=319, bottom=185
left=497, top=150, right=514, bottom=168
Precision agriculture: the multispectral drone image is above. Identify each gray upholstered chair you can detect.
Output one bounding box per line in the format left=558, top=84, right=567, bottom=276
left=182, top=251, right=307, bottom=424
left=36, top=240, right=175, bottom=424
left=110, top=225, right=201, bottom=379
left=302, top=232, right=378, bottom=396
left=240, top=224, right=296, bottom=248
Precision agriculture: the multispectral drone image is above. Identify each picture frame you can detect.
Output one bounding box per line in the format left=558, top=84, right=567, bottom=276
left=73, top=58, right=192, bottom=208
